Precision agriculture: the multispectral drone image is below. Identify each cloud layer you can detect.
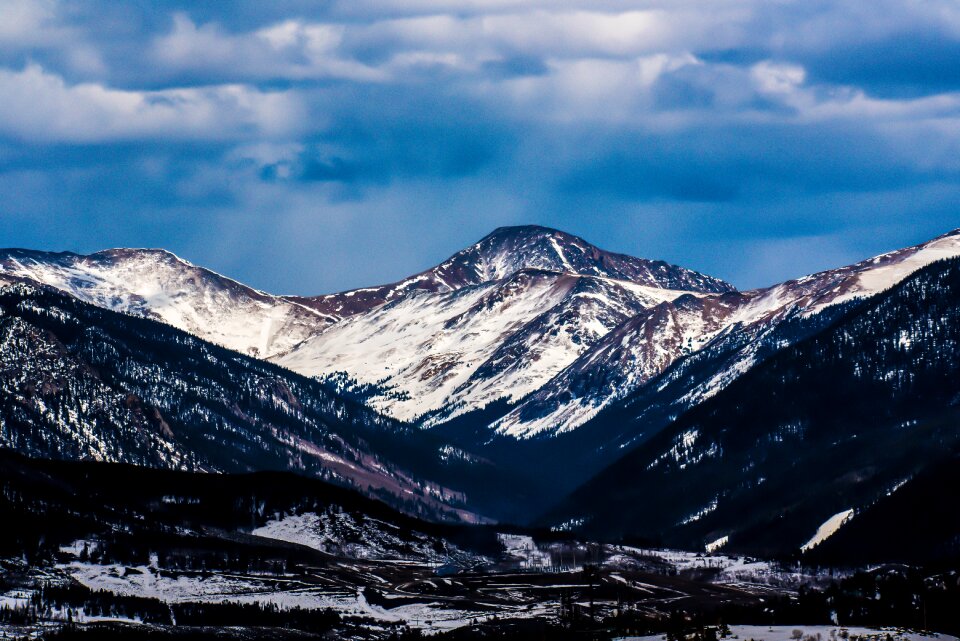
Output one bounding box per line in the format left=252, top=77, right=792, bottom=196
left=2, top=0, right=959, bottom=292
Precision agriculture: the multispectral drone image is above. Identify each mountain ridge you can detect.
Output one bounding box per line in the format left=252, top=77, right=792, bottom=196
left=542, top=256, right=960, bottom=556
left=2, top=226, right=959, bottom=444
left=288, top=224, right=734, bottom=319
left=2, top=226, right=960, bottom=530
left=490, top=226, right=960, bottom=438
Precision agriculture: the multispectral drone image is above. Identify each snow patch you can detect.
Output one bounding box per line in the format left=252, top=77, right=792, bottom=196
left=705, top=536, right=728, bottom=553
left=801, top=509, right=854, bottom=552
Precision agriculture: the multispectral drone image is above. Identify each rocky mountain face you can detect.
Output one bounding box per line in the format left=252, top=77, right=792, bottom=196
left=542, top=257, right=960, bottom=557
left=0, top=282, right=486, bottom=523
left=268, top=226, right=738, bottom=423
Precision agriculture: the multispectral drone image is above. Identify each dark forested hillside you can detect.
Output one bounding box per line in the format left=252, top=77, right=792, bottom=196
left=0, top=449, right=500, bottom=564
left=545, top=258, right=960, bottom=560
left=803, top=450, right=960, bottom=565
left=0, top=282, right=486, bottom=522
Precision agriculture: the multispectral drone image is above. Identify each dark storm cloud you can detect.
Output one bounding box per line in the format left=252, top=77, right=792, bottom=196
left=803, top=34, right=960, bottom=98
left=1, top=0, right=960, bottom=293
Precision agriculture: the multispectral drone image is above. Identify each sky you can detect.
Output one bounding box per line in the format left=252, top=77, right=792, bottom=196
left=1, top=0, right=959, bottom=294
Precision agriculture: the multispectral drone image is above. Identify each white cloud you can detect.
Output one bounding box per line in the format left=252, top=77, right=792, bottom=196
left=257, top=20, right=341, bottom=54
left=353, top=7, right=745, bottom=61
left=484, top=53, right=702, bottom=123
left=0, top=0, right=958, bottom=305
left=746, top=59, right=960, bottom=128
left=480, top=10, right=680, bottom=56
left=140, top=7, right=753, bottom=86
left=0, top=0, right=105, bottom=74
left=0, top=64, right=305, bottom=142
left=0, top=0, right=59, bottom=46
left=151, top=14, right=384, bottom=82
left=751, top=61, right=806, bottom=95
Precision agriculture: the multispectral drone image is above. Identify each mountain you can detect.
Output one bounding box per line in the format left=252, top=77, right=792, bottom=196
left=278, top=268, right=719, bottom=423
left=0, top=449, right=499, bottom=566
left=274, top=226, right=733, bottom=422
left=4, top=227, right=960, bottom=524
left=0, top=450, right=510, bottom=637
left=542, top=256, right=960, bottom=558
left=0, top=281, right=487, bottom=523
left=0, top=226, right=733, bottom=428
left=5, top=229, right=958, bottom=442
left=492, top=228, right=960, bottom=439
left=0, top=248, right=336, bottom=359
left=291, top=224, right=733, bottom=319
left=280, top=225, right=960, bottom=438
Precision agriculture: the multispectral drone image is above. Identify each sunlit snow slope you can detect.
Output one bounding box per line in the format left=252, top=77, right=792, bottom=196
left=274, top=226, right=731, bottom=422
left=0, top=248, right=335, bottom=358
left=278, top=269, right=704, bottom=422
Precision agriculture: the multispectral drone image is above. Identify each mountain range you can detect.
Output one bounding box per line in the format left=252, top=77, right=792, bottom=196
left=2, top=224, right=959, bottom=557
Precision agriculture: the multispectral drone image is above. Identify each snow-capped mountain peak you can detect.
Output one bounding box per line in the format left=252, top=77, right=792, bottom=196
left=437, top=225, right=735, bottom=293
left=272, top=227, right=735, bottom=423
left=0, top=247, right=336, bottom=358
left=5, top=227, right=958, bottom=445
left=291, top=225, right=734, bottom=321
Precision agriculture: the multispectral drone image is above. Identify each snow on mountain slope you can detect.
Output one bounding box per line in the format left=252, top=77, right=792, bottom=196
left=252, top=509, right=482, bottom=564
left=9, top=227, right=956, bottom=443
left=674, top=228, right=960, bottom=405
left=278, top=268, right=704, bottom=422
left=273, top=226, right=731, bottom=423
left=800, top=509, right=854, bottom=552
left=425, top=275, right=708, bottom=425
left=493, top=292, right=748, bottom=438
left=0, top=248, right=335, bottom=358
left=0, top=227, right=733, bottom=432
left=494, top=229, right=960, bottom=438
left=778, top=228, right=960, bottom=315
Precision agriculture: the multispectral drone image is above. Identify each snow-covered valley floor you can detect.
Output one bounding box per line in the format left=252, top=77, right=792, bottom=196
left=3, top=522, right=953, bottom=640
left=43, top=532, right=832, bottom=635
left=620, top=625, right=959, bottom=641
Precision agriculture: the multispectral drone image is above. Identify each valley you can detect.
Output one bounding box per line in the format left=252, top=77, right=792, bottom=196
left=3, top=455, right=955, bottom=641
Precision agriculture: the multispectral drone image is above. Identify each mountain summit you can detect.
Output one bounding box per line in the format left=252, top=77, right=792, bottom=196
left=427, top=225, right=734, bottom=293
left=294, top=225, right=733, bottom=320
